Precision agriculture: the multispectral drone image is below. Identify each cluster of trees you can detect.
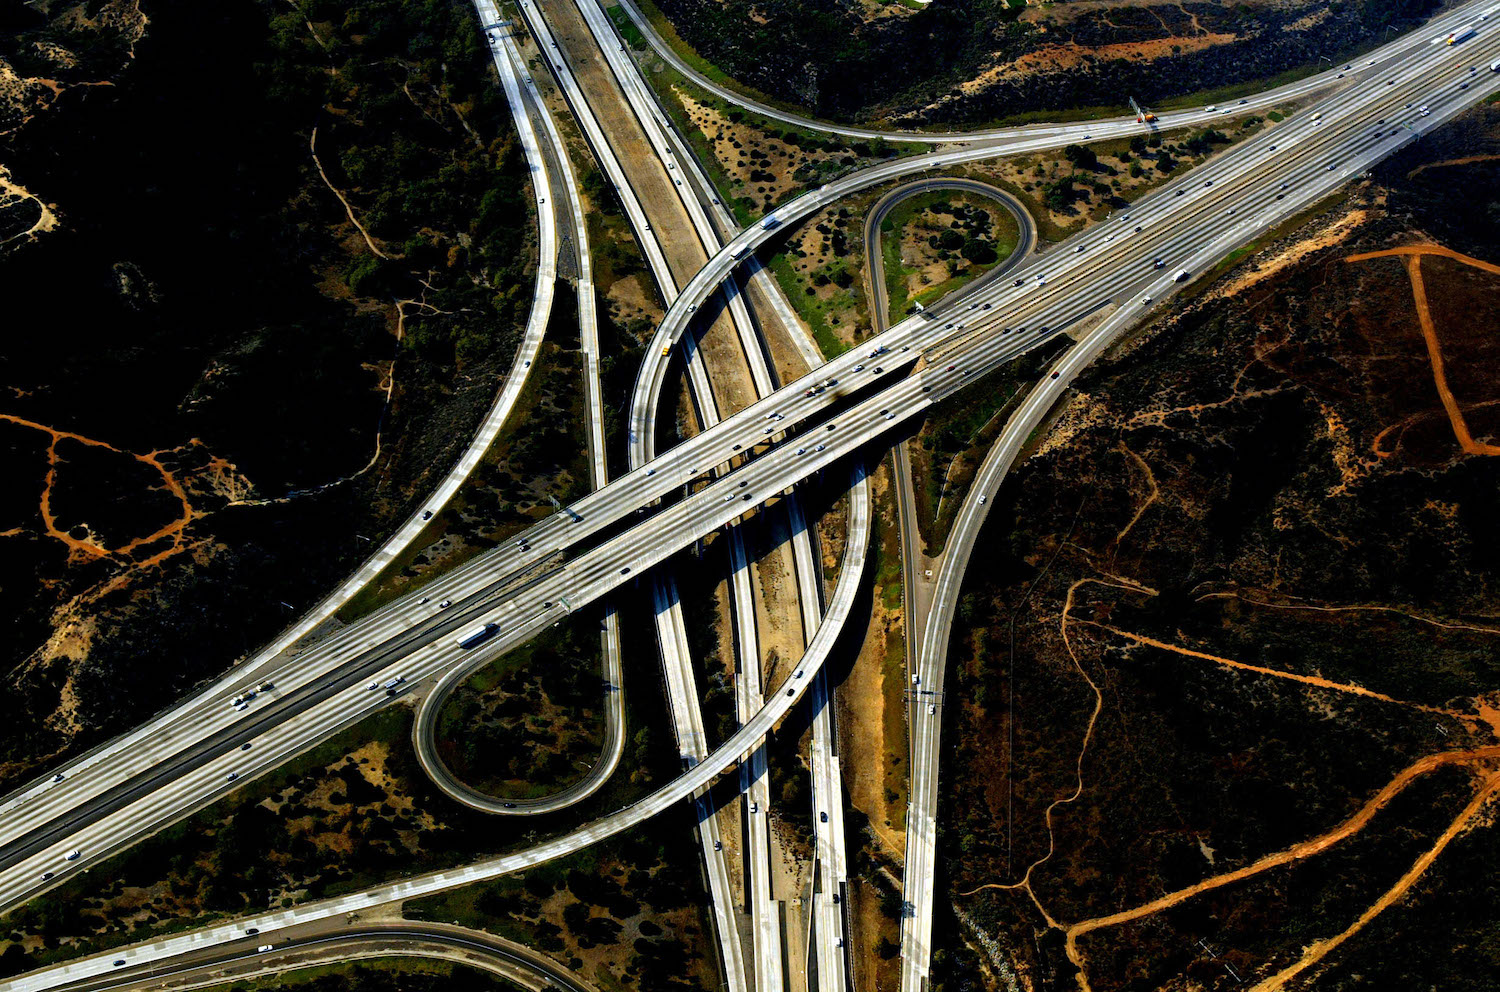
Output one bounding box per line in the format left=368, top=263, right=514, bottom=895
left=262, top=0, right=533, bottom=366
left=656, top=0, right=1441, bottom=125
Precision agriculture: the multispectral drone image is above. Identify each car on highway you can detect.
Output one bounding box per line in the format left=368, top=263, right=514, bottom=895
left=1050, top=371, right=1061, bottom=380
left=113, top=961, right=125, bottom=968
left=226, top=772, right=238, bottom=781
left=422, top=509, right=433, bottom=520
left=796, top=447, right=806, bottom=455
left=1141, top=296, right=1152, bottom=305
left=439, top=599, right=452, bottom=609
left=713, top=840, right=722, bottom=851
left=820, top=811, right=828, bottom=823
left=815, top=444, right=825, bottom=451
left=750, top=802, right=758, bottom=814
left=742, top=494, right=753, bottom=501
left=64, top=850, right=80, bottom=861
left=621, top=566, right=630, bottom=574
left=912, top=674, right=920, bottom=685
left=52, top=773, right=64, bottom=783
left=929, top=704, right=937, bottom=714
left=978, top=495, right=986, bottom=504
left=40, top=871, right=53, bottom=880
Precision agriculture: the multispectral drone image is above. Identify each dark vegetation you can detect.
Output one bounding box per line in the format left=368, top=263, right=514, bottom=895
left=0, top=592, right=694, bottom=974
left=406, top=810, right=715, bottom=991
left=193, top=960, right=524, bottom=992
left=927, top=107, right=1500, bottom=991
left=436, top=610, right=606, bottom=798
left=0, top=0, right=533, bottom=788
left=648, top=0, right=1443, bottom=126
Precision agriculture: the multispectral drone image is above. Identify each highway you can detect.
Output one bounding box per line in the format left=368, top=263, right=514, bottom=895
left=410, top=15, right=625, bottom=817
left=4, top=6, right=1500, bottom=988
left=607, top=0, right=1457, bottom=143
left=2, top=465, right=875, bottom=992
left=5, top=0, right=1498, bottom=916
left=55, top=922, right=594, bottom=992
left=3, top=6, right=1497, bottom=925
left=564, top=2, right=867, bottom=986
left=513, top=3, right=754, bottom=987
left=10, top=0, right=1489, bottom=903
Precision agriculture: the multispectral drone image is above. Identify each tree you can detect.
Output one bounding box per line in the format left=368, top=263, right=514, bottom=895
left=1063, top=143, right=1098, bottom=171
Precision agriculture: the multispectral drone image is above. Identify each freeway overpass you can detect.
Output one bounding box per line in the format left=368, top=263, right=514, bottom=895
left=3, top=5, right=1500, bottom=990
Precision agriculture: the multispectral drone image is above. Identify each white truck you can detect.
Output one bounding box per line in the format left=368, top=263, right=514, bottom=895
left=1446, top=26, right=1476, bottom=45
left=761, top=214, right=780, bottom=231
left=1174, top=269, right=1191, bottom=283
left=456, top=622, right=500, bottom=649
left=1491, top=57, right=1500, bottom=71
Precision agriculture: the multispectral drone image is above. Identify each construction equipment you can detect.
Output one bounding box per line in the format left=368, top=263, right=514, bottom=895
left=1129, top=96, right=1157, bottom=124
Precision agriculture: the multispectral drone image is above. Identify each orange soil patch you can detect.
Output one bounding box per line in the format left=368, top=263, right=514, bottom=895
left=1063, top=745, right=1500, bottom=989
left=0, top=413, right=198, bottom=571
left=1345, top=245, right=1500, bottom=457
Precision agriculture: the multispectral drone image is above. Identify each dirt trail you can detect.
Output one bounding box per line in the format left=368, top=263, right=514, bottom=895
left=1081, top=619, right=1464, bottom=718
left=1107, top=443, right=1157, bottom=557
left=1346, top=245, right=1500, bottom=456
left=1248, top=768, right=1500, bottom=991
left=1195, top=588, right=1500, bottom=637
left=0, top=413, right=197, bottom=570
left=956, top=575, right=1156, bottom=930
left=310, top=125, right=393, bottom=260
left=1405, top=153, right=1500, bottom=179
left=1062, top=745, right=1500, bottom=988
left=0, top=165, right=59, bottom=245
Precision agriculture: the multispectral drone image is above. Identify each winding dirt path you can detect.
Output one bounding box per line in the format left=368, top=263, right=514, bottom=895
left=1247, top=767, right=1500, bottom=991
left=1063, top=745, right=1500, bottom=987
left=1345, top=245, right=1500, bottom=457
left=1405, top=153, right=1500, bottom=179
left=310, top=126, right=394, bottom=261
left=1080, top=620, right=1466, bottom=719
left=0, top=413, right=196, bottom=569
left=1194, top=588, right=1500, bottom=637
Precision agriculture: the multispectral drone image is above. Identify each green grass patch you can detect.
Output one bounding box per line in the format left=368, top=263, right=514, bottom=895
left=764, top=250, right=850, bottom=357
left=876, top=189, right=1020, bottom=326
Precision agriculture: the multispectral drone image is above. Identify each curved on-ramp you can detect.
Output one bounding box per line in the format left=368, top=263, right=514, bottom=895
left=68, top=923, right=593, bottom=992
left=4, top=463, right=874, bottom=992
left=862, top=177, right=1037, bottom=331
left=608, top=0, right=1428, bottom=144
left=402, top=5, right=628, bottom=819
